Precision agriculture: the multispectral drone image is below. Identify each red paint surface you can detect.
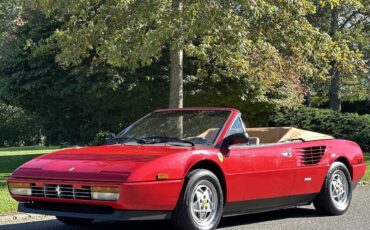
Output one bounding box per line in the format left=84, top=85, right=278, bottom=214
left=8, top=108, right=366, bottom=211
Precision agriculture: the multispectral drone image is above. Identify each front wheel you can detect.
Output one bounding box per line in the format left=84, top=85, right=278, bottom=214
left=172, top=169, right=224, bottom=230
left=314, top=161, right=352, bottom=215
left=56, top=216, right=94, bottom=225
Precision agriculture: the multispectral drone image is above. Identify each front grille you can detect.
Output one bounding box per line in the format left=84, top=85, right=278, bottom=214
left=31, top=184, right=91, bottom=200
left=296, top=146, right=326, bottom=166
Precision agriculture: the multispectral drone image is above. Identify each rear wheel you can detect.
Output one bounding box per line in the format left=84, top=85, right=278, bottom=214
left=56, top=216, right=94, bottom=225
left=172, top=169, right=224, bottom=230
left=314, top=162, right=352, bottom=215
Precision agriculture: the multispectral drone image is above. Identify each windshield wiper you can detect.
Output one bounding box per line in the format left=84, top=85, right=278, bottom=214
left=106, top=137, right=138, bottom=145
left=137, top=136, right=195, bottom=146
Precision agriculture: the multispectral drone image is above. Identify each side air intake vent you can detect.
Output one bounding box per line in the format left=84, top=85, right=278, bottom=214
left=296, top=146, right=326, bottom=166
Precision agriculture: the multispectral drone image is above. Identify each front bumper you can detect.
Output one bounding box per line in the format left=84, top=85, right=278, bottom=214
left=19, top=202, right=172, bottom=221
left=8, top=178, right=184, bottom=211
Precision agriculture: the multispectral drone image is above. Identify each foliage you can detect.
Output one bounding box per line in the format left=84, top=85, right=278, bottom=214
left=0, top=0, right=21, bottom=40
left=0, top=1, right=368, bottom=144
left=91, top=131, right=110, bottom=146
left=0, top=102, right=41, bottom=146
left=270, top=107, right=370, bottom=151
left=0, top=9, right=169, bottom=145
left=364, top=154, right=370, bottom=181
left=318, top=100, right=370, bottom=115
left=305, top=0, right=370, bottom=106
left=341, top=100, right=370, bottom=115
left=27, top=0, right=366, bottom=107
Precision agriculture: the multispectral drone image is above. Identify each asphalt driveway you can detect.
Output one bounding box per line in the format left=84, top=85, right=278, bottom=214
left=0, top=186, right=369, bottom=230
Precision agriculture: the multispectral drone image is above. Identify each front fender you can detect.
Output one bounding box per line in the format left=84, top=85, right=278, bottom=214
left=126, top=148, right=223, bottom=182
left=121, top=149, right=225, bottom=211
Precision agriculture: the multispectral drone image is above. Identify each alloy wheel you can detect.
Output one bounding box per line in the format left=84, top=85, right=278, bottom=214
left=190, top=181, right=219, bottom=227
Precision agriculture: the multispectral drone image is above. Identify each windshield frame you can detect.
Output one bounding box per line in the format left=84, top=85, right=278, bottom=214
left=116, top=108, right=235, bottom=146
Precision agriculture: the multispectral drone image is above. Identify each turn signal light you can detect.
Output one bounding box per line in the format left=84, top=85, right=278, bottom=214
left=8, top=182, right=31, bottom=196
left=8, top=183, right=31, bottom=188
left=91, top=186, right=119, bottom=193
left=157, top=173, right=169, bottom=180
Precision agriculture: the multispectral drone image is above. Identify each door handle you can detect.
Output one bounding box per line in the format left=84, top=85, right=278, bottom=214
left=281, top=151, right=292, bottom=157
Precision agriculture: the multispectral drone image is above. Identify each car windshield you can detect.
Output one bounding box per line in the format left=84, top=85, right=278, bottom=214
left=115, top=110, right=231, bottom=145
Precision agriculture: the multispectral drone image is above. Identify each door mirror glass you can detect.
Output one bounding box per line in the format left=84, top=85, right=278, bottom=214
left=221, top=133, right=249, bottom=149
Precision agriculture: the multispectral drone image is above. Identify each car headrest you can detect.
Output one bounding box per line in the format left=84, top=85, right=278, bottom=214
left=248, top=137, right=260, bottom=145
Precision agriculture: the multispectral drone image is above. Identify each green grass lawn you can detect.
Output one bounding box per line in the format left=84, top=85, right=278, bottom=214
left=363, top=153, right=370, bottom=182
left=0, top=146, right=62, bottom=214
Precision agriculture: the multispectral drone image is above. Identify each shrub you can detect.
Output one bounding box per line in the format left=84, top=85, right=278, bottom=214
left=319, top=100, right=370, bottom=115
left=90, top=131, right=110, bottom=146
left=341, top=100, right=370, bottom=115
left=0, top=103, right=42, bottom=146
left=269, top=107, right=370, bottom=151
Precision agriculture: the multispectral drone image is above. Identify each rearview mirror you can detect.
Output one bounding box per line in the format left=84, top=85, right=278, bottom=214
left=221, top=133, right=249, bottom=149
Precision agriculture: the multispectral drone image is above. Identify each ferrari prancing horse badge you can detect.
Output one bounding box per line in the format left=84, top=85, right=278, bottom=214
left=217, top=152, right=224, bottom=163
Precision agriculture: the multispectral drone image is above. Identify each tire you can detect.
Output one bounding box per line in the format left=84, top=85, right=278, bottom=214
left=56, top=216, right=94, bottom=225
left=172, top=169, right=224, bottom=230
left=314, top=161, right=352, bottom=215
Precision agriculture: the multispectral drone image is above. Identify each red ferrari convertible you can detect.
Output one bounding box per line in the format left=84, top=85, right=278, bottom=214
left=8, top=108, right=366, bottom=230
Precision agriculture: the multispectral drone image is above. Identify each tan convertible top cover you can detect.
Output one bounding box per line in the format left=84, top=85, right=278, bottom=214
left=246, top=127, right=334, bottom=144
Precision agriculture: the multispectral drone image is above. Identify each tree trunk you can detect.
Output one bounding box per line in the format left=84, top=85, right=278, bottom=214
left=169, top=0, right=183, bottom=109
left=304, top=91, right=312, bottom=107
left=328, top=8, right=341, bottom=112
left=169, top=48, right=183, bottom=108
left=329, top=67, right=341, bottom=112
left=169, top=48, right=184, bottom=137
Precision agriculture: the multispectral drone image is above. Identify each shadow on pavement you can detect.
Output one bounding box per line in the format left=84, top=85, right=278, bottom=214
left=219, top=206, right=321, bottom=228
left=0, top=207, right=321, bottom=230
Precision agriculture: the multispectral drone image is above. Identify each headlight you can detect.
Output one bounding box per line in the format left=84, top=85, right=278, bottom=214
left=8, top=182, right=32, bottom=196
left=91, top=186, right=120, bottom=201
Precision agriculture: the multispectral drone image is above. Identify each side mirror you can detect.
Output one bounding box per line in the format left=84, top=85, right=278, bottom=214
left=221, top=133, right=249, bottom=149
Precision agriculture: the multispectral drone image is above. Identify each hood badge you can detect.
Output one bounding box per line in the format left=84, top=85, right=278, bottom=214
left=68, top=167, right=75, bottom=172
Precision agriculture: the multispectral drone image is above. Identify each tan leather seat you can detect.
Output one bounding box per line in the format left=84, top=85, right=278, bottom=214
left=246, top=127, right=333, bottom=144
left=197, top=128, right=220, bottom=143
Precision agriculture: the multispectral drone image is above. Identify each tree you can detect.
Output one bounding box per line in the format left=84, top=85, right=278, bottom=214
left=0, top=102, right=41, bottom=146
left=1, top=0, right=367, bottom=145
left=0, top=8, right=170, bottom=144
left=308, top=0, right=369, bottom=111
left=169, top=0, right=184, bottom=108
left=27, top=0, right=361, bottom=109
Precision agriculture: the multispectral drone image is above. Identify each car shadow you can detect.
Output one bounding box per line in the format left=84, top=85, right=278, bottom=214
left=218, top=206, right=321, bottom=228
left=0, top=206, right=322, bottom=230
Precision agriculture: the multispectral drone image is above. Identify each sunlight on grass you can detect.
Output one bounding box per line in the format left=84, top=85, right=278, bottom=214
left=0, top=146, right=62, bottom=156
left=363, top=153, right=370, bottom=182
left=0, top=188, right=18, bottom=214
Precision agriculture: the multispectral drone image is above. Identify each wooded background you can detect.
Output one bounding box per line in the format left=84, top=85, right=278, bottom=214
left=0, top=0, right=369, bottom=147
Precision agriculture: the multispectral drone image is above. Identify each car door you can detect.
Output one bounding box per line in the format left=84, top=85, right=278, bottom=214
left=223, top=117, right=297, bottom=206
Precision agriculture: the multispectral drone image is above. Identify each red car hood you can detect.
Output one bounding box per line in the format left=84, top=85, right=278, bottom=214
left=12, top=145, right=191, bottom=182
